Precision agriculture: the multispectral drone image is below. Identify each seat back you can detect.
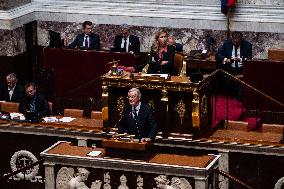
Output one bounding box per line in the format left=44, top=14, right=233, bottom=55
left=173, top=53, right=184, bottom=76
left=91, top=111, right=102, bottom=120
left=102, top=107, right=108, bottom=121
left=1, top=102, right=20, bottom=113
left=64, top=109, right=83, bottom=118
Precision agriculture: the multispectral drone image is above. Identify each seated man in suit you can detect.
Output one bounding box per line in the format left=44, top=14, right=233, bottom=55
left=113, top=27, right=140, bottom=54
left=0, top=73, right=25, bottom=103
left=167, top=36, right=183, bottom=53
left=19, top=82, right=50, bottom=118
left=68, top=21, right=100, bottom=50
left=216, top=31, right=252, bottom=75
left=117, top=88, right=157, bottom=142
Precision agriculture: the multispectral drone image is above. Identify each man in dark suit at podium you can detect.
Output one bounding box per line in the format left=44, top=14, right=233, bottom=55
left=216, top=31, right=252, bottom=75
left=113, top=27, right=140, bottom=54
left=0, top=73, right=25, bottom=103
left=68, top=21, right=100, bottom=50
left=117, top=88, right=157, bottom=141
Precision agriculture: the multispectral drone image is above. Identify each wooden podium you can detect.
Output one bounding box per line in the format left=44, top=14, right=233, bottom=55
left=101, top=72, right=214, bottom=138
left=102, top=139, right=151, bottom=151
left=102, top=139, right=152, bottom=160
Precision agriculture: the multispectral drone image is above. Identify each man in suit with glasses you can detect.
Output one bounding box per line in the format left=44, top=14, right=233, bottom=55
left=117, top=88, right=157, bottom=142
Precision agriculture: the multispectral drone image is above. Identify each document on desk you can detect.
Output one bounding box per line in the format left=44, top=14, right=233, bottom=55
left=43, top=117, right=59, bottom=122
left=87, top=151, right=102, bottom=157
left=59, top=117, right=76, bottom=122
left=141, top=73, right=168, bottom=79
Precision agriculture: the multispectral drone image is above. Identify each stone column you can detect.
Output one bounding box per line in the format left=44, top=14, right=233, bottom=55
left=44, top=162, right=55, bottom=189
left=218, top=150, right=229, bottom=189
left=0, top=0, right=31, bottom=10
left=195, top=176, right=209, bottom=189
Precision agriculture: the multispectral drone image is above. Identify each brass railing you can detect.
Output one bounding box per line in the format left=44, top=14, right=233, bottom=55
left=218, top=69, right=284, bottom=109
left=214, top=169, right=254, bottom=189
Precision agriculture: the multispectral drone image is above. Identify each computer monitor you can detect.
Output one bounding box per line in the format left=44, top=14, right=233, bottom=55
left=48, top=30, right=62, bottom=48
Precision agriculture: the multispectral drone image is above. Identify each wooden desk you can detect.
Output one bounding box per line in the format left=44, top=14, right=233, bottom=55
left=186, top=55, right=216, bottom=74
left=39, top=118, right=103, bottom=132
left=43, top=48, right=135, bottom=97
left=101, top=72, right=214, bottom=138
left=41, top=141, right=220, bottom=189
left=268, top=48, right=284, bottom=61
left=243, top=59, right=284, bottom=111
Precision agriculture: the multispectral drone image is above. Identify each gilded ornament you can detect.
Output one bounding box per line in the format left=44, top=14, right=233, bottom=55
left=176, top=100, right=186, bottom=125
left=117, top=96, right=125, bottom=117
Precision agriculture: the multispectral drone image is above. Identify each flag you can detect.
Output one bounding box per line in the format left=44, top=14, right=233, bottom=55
left=221, top=0, right=237, bottom=15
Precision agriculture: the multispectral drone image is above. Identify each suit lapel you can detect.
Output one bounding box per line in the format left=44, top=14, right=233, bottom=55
left=240, top=41, right=245, bottom=58
left=228, top=42, right=233, bottom=57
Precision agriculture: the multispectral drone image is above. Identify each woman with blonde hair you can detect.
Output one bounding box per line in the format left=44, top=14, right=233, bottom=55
left=148, top=30, right=175, bottom=75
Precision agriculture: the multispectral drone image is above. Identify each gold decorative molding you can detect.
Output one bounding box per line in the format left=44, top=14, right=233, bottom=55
left=102, top=85, right=108, bottom=97
left=161, top=89, right=168, bottom=102
left=176, top=100, right=186, bottom=125
left=192, top=88, right=200, bottom=128
left=102, top=78, right=196, bottom=92
left=116, top=96, right=125, bottom=118
left=148, top=100, right=155, bottom=111
left=201, top=95, right=208, bottom=118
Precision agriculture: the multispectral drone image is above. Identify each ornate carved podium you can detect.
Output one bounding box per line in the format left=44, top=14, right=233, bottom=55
left=41, top=141, right=220, bottom=189
left=101, top=72, right=213, bottom=138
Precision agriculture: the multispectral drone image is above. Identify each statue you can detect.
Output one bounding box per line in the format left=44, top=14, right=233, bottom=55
left=154, top=175, right=192, bottom=189
left=69, top=168, right=90, bottom=189
left=118, top=174, right=129, bottom=189
left=154, top=175, right=174, bottom=189
left=56, top=167, right=102, bottom=189
left=103, top=172, right=111, bottom=189
left=137, top=175, right=143, bottom=189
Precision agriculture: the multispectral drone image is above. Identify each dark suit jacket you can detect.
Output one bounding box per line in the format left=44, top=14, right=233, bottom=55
left=113, top=35, right=140, bottom=54
left=0, top=84, right=25, bottom=103
left=216, top=39, right=252, bottom=65
left=19, top=93, right=50, bottom=117
left=175, top=43, right=183, bottom=53
left=216, top=39, right=252, bottom=75
left=148, top=45, right=175, bottom=75
left=69, top=33, right=100, bottom=50
left=118, top=103, right=157, bottom=140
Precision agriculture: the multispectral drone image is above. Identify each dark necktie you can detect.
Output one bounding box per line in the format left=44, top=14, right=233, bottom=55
left=30, top=97, right=36, bottom=112
left=124, top=38, right=127, bottom=52
left=133, top=108, right=141, bottom=139
left=85, top=36, right=89, bottom=48
left=133, top=108, right=138, bottom=120
left=235, top=47, right=238, bottom=69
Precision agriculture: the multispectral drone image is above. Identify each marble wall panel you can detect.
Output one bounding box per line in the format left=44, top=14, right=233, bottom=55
left=0, top=0, right=31, bottom=10
left=38, top=21, right=284, bottom=59
left=0, top=26, right=25, bottom=56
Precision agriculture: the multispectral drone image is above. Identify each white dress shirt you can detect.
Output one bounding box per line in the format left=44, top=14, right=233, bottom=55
left=231, top=46, right=243, bottom=68
left=132, top=102, right=141, bottom=118
left=120, top=36, right=130, bottom=52
left=8, top=86, right=15, bottom=100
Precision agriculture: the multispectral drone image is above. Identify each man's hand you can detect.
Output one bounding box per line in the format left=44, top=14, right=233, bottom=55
left=223, top=58, right=231, bottom=64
